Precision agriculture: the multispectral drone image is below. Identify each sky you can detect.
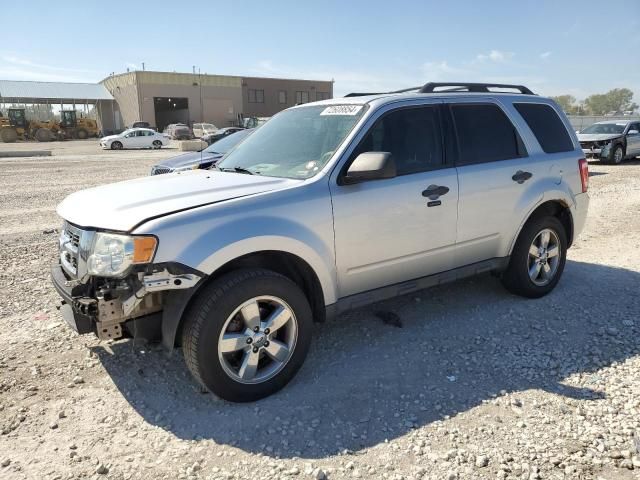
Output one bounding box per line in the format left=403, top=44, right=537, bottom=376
left=1, top=0, right=639, bottom=100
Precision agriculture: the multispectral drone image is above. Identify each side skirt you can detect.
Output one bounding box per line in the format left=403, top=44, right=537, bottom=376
left=326, top=257, right=510, bottom=320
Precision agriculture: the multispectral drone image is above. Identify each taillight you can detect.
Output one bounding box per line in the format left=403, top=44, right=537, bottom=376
left=579, top=158, right=588, bottom=193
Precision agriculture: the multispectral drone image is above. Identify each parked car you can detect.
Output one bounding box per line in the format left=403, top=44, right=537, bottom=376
left=242, top=116, right=270, bottom=129
left=99, top=128, right=170, bottom=150
left=577, top=120, right=640, bottom=164
left=202, top=126, right=244, bottom=145
left=131, top=121, right=152, bottom=129
left=150, top=129, right=254, bottom=175
left=53, top=82, right=589, bottom=402
left=164, top=123, right=192, bottom=140
left=192, top=123, right=219, bottom=138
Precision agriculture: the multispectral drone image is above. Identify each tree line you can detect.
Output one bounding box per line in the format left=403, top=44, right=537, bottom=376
left=551, top=88, right=638, bottom=116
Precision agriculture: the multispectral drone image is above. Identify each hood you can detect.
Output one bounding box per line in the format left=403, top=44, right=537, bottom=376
left=156, top=151, right=221, bottom=169
left=101, top=134, right=119, bottom=141
left=577, top=133, right=622, bottom=142
left=57, top=171, right=301, bottom=232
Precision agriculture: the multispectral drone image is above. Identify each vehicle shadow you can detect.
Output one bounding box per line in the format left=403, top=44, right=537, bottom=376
left=93, top=260, right=639, bottom=459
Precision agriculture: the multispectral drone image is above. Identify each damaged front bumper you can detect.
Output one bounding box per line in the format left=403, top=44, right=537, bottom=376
left=51, top=261, right=204, bottom=344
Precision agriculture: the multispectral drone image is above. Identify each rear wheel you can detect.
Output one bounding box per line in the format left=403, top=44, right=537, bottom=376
left=35, top=128, right=53, bottom=142
left=0, top=127, right=18, bottom=143
left=76, top=128, right=88, bottom=140
left=501, top=215, right=567, bottom=298
left=110, top=141, right=123, bottom=150
left=152, top=140, right=162, bottom=149
left=182, top=269, right=313, bottom=402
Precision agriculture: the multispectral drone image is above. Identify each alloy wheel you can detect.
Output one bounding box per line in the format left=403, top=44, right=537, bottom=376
left=614, top=146, right=624, bottom=164
left=217, top=296, right=298, bottom=384
left=527, top=228, right=561, bottom=286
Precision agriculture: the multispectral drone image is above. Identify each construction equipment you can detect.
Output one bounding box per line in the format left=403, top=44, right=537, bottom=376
left=57, top=110, right=99, bottom=140
left=0, top=108, right=99, bottom=143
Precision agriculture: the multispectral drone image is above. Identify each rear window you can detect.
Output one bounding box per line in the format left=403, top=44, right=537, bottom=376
left=451, top=103, right=526, bottom=165
left=514, top=103, right=574, bottom=153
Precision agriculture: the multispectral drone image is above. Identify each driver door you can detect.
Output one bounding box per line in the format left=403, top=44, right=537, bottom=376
left=330, top=102, right=459, bottom=298
left=626, top=122, right=640, bottom=157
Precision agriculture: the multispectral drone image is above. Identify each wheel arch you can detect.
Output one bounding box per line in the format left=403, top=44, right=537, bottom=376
left=166, top=250, right=327, bottom=350
left=509, top=199, right=574, bottom=255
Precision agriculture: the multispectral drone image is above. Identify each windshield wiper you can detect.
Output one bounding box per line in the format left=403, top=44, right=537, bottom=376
left=218, top=166, right=255, bottom=175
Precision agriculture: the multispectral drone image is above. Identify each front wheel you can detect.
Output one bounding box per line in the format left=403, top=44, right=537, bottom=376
left=501, top=216, right=567, bottom=298
left=110, top=141, right=123, bottom=150
left=182, top=269, right=313, bottom=402
left=609, top=144, right=624, bottom=164
left=152, top=140, right=162, bottom=149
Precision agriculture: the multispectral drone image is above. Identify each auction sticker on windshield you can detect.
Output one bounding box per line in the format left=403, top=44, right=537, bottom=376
left=320, top=105, right=363, bottom=116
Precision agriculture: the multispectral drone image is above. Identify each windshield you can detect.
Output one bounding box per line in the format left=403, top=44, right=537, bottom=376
left=217, top=105, right=365, bottom=179
left=204, top=129, right=252, bottom=154
left=581, top=123, right=626, bottom=134
left=202, top=123, right=217, bottom=130
left=120, top=129, right=134, bottom=136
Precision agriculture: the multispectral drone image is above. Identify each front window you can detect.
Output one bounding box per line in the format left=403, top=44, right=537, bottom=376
left=581, top=123, right=626, bottom=134
left=204, top=129, right=251, bottom=154
left=217, top=104, right=366, bottom=179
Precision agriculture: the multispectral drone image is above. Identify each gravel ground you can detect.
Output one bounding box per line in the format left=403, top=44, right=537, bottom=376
left=0, top=143, right=639, bottom=480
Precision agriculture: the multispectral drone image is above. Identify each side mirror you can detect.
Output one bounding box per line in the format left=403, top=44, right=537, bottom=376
left=343, top=152, right=396, bottom=184
left=628, top=129, right=639, bottom=135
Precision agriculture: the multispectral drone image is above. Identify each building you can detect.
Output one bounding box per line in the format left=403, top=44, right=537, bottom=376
left=101, top=71, right=333, bottom=132
left=0, top=79, right=116, bottom=132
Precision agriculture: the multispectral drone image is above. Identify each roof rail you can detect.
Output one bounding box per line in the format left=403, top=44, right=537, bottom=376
left=344, top=82, right=534, bottom=98
left=419, top=82, right=534, bottom=95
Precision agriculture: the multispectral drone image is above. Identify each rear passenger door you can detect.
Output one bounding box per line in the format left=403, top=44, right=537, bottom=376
left=449, top=100, right=544, bottom=267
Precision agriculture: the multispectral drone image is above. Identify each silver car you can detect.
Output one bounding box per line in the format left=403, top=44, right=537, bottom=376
left=577, top=120, right=640, bottom=164
left=52, top=82, right=589, bottom=402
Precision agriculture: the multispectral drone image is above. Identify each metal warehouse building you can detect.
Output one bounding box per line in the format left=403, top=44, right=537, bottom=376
left=101, top=71, right=334, bottom=132
left=0, top=79, right=116, bottom=132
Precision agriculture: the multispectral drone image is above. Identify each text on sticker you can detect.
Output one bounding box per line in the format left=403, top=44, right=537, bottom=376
left=320, top=105, right=363, bottom=116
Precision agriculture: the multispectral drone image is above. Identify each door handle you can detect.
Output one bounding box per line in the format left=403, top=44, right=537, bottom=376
left=422, top=185, right=450, bottom=200
left=512, top=170, right=532, bottom=184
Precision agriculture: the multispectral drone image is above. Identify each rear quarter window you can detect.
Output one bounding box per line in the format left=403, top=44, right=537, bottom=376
left=514, top=103, right=574, bottom=153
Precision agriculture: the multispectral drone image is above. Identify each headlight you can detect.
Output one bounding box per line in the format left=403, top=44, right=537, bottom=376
left=87, top=233, right=157, bottom=277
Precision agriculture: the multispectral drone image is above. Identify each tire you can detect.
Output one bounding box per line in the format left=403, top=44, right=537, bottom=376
left=110, top=141, right=123, bottom=150
left=35, top=128, right=53, bottom=142
left=501, top=215, right=568, bottom=298
left=182, top=269, right=313, bottom=402
left=609, top=144, right=624, bottom=164
left=152, top=140, right=162, bottom=149
left=76, top=128, right=88, bottom=140
left=0, top=127, right=18, bottom=143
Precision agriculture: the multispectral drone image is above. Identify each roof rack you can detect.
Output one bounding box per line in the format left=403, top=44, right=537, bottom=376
left=344, top=82, right=534, bottom=97
left=419, top=82, right=534, bottom=94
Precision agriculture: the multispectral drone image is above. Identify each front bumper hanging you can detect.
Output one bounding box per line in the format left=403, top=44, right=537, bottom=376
left=51, top=262, right=203, bottom=341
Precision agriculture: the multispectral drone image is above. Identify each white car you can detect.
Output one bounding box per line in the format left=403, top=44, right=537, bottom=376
left=192, top=123, right=218, bottom=138
left=100, top=128, right=171, bottom=150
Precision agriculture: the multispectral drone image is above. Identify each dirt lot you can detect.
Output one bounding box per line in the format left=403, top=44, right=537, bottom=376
left=0, top=141, right=639, bottom=480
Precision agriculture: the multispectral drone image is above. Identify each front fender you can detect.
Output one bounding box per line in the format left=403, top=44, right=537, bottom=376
left=152, top=215, right=337, bottom=305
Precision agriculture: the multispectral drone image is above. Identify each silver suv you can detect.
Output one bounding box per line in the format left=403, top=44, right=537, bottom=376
left=52, top=82, right=590, bottom=402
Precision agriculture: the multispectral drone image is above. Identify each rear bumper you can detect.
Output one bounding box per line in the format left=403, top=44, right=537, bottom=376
left=572, top=192, right=590, bottom=240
